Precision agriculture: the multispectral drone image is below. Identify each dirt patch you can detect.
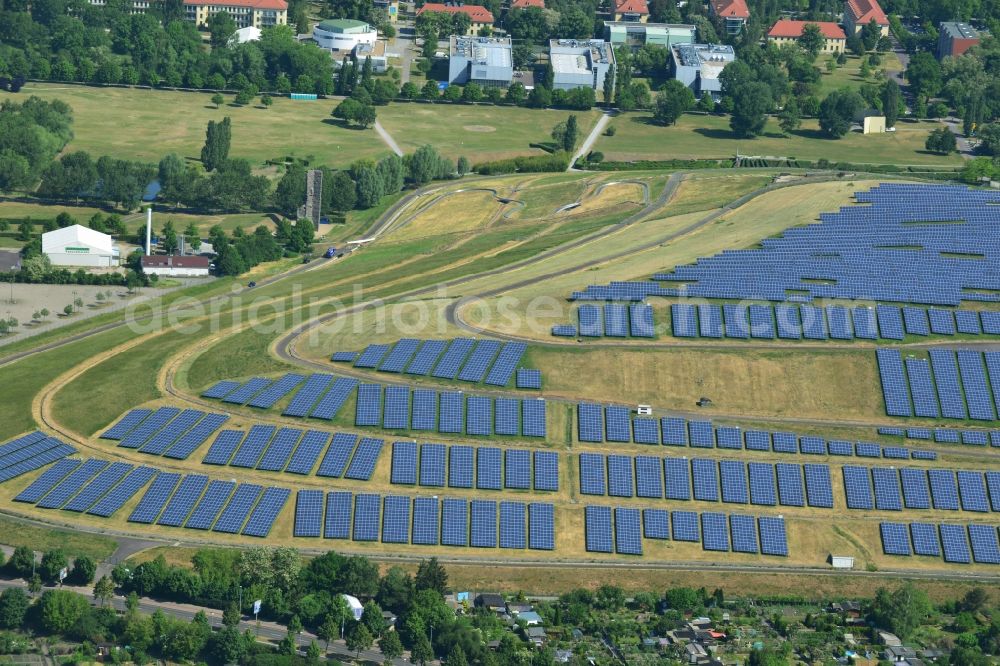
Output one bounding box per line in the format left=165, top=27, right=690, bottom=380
left=0, top=281, right=203, bottom=348
left=463, top=125, right=497, bottom=132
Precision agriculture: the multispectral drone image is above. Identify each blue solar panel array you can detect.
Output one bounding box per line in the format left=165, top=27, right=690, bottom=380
left=100, top=409, right=152, bottom=439
left=877, top=348, right=1000, bottom=421
left=0, top=433, right=77, bottom=483
left=572, top=410, right=918, bottom=461
left=555, top=303, right=661, bottom=338
left=881, top=522, right=1000, bottom=565
left=664, top=304, right=1000, bottom=340
left=572, top=184, right=1000, bottom=307
left=247, top=374, right=305, bottom=409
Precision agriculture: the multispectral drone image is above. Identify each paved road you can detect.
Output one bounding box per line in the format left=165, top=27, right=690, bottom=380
left=569, top=110, right=613, bottom=170
left=943, top=117, right=976, bottom=159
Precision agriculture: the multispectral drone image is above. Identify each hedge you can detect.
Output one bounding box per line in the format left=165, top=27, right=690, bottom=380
left=473, top=153, right=570, bottom=175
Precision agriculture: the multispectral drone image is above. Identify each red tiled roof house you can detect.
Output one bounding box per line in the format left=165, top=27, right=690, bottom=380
left=416, top=3, right=494, bottom=33
left=612, top=0, right=648, bottom=22
left=767, top=19, right=847, bottom=53
left=710, top=0, right=749, bottom=35
left=843, top=0, right=889, bottom=37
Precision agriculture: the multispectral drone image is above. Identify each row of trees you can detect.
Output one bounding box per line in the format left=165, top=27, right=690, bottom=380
left=98, top=548, right=530, bottom=664
left=0, top=3, right=335, bottom=97
left=0, top=538, right=997, bottom=666
left=272, top=145, right=458, bottom=220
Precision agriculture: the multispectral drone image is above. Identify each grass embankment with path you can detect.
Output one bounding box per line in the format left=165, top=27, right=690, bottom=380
left=456, top=177, right=881, bottom=339
left=2, top=171, right=999, bottom=590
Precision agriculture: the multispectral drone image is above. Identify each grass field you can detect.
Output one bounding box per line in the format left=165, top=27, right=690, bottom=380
left=660, top=172, right=774, bottom=217
left=596, top=112, right=964, bottom=166
left=17, top=84, right=392, bottom=169
left=0, top=515, right=117, bottom=560
left=523, top=345, right=884, bottom=420
left=13, top=84, right=602, bottom=171
left=377, top=103, right=602, bottom=162
left=815, top=52, right=904, bottom=98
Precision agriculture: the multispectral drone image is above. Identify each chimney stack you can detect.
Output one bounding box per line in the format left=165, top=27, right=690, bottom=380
left=145, top=207, right=152, bottom=256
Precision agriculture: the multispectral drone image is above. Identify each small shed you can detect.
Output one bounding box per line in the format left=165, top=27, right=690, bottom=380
left=475, top=593, right=506, bottom=612
left=830, top=555, right=855, bottom=569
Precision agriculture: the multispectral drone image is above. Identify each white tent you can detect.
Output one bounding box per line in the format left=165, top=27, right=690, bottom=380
left=341, top=594, right=364, bottom=621
left=230, top=26, right=262, bottom=44
left=42, top=224, right=118, bottom=267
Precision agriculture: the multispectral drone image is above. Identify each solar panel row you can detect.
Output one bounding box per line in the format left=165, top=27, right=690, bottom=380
left=290, top=491, right=555, bottom=549
left=585, top=507, right=787, bottom=556
left=881, top=522, right=1000, bottom=564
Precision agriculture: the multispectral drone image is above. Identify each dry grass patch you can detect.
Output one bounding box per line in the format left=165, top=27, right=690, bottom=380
left=531, top=346, right=883, bottom=421
left=390, top=190, right=506, bottom=242
left=663, top=173, right=774, bottom=217
left=443, top=564, right=984, bottom=600
left=570, top=182, right=646, bottom=215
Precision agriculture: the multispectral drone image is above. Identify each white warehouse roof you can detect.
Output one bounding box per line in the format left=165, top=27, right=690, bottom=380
left=42, top=224, right=114, bottom=255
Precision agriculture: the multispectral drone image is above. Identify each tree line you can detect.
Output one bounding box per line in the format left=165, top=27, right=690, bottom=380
left=0, top=1, right=334, bottom=97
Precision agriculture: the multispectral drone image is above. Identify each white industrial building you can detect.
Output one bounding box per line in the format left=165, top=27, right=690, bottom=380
left=42, top=225, right=119, bottom=267
left=140, top=255, right=210, bottom=277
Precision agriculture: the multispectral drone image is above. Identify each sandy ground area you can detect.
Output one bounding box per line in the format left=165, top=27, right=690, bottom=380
left=0, top=280, right=208, bottom=347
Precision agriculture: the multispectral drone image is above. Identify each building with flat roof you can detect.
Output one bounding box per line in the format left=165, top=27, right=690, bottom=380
left=938, top=21, right=981, bottom=58
left=549, top=39, right=615, bottom=91
left=843, top=0, right=888, bottom=36
left=709, top=0, right=748, bottom=35
left=670, top=43, right=735, bottom=100
left=183, top=0, right=287, bottom=28
left=448, top=35, right=514, bottom=86
left=604, top=22, right=696, bottom=49
left=612, top=0, right=647, bottom=21
left=42, top=225, right=118, bottom=268
left=767, top=19, right=846, bottom=53
left=354, top=40, right=388, bottom=72
left=313, top=18, right=378, bottom=50
left=140, top=255, right=210, bottom=277
left=417, top=3, right=494, bottom=34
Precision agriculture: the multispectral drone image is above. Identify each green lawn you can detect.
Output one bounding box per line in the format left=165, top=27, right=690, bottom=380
left=815, top=52, right=903, bottom=98
left=377, top=103, right=602, bottom=162
left=596, top=112, right=963, bottom=167
left=17, top=83, right=392, bottom=169
left=0, top=516, right=117, bottom=561
left=13, top=84, right=601, bottom=169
